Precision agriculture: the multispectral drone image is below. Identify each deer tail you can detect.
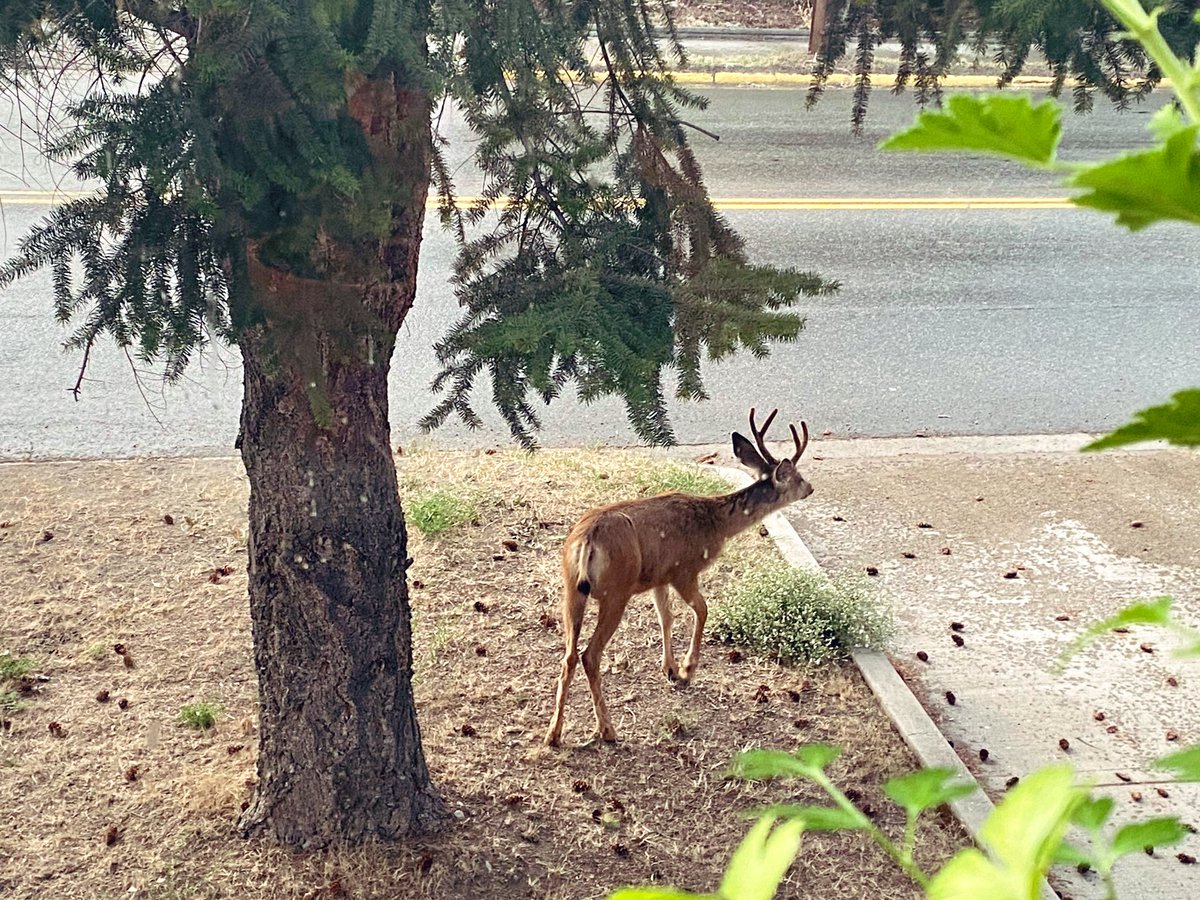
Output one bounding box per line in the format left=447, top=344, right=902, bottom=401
left=575, top=540, right=605, bottom=598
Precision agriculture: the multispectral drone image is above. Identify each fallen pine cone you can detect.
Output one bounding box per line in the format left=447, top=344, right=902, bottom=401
left=916, top=650, right=929, bottom=663
left=1058, top=738, right=1070, bottom=752
left=951, top=634, right=965, bottom=647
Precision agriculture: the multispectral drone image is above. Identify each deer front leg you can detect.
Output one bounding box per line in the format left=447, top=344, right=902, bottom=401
left=675, top=576, right=708, bottom=684
left=652, top=586, right=678, bottom=681
left=581, top=593, right=630, bottom=742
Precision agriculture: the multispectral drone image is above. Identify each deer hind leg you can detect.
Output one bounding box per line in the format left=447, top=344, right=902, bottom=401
left=545, top=585, right=587, bottom=747
left=581, top=592, right=631, bottom=742
left=674, top=575, right=708, bottom=684
left=652, top=585, right=679, bottom=682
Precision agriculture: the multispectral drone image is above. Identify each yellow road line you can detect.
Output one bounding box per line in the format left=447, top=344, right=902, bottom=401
left=0, top=190, right=1074, bottom=211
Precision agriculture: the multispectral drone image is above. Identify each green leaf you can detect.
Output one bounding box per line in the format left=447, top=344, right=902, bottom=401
left=927, top=848, right=1013, bottom=900
left=1070, top=127, right=1200, bottom=231
left=931, top=769, right=1084, bottom=899
left=1071, top=796, right=1114, bottom=832
left=884, top=768, right=977, bottom=817
left=979, top=765, right=1083, bottom=898
left=1084, top=390, right=1200, bottom=450
left=879, top=94, right=1062, bottom=167
left=1058, top=597, right=1173, bottom=668
left=717, top=816, right=805, bottom=900
left=728, top=745, right=841, bottom=782
left=754, top=803, right=868, bottom=832
left=1154, top=745, right=1200, bottom=781
left=1052, top=840, right=1094, bottom=868
left=607, top=889, right=709, bottom=900
left=1110, top=817, right=1189, bottom=858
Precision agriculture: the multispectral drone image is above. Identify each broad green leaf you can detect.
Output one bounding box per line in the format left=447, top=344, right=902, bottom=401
left=978, top=765, right=1083, bottom=899
left=884, top=768, right=977, bottom=817
left=753, top=803, right=868, bottom=832
left=1058, top=597, right=1173, bottom=667
left=1154, top=745, right=1200, bottom=781
left=1071, top=796, right=1114, bottom=832
left=608, top=889, right=709, bottom=900
left=927, top=848, right=1013, bottom=900
left=792, top=743, right=842, bottom=771
left=879, top=94, right=1062, bottom=167
left=728, top=745, right=841, bottom=782
left=1084, top=389, right=1200, bottom=450
left=717, top=815, right=805, bottom=900
left=1109, top=817, right=1189, bottom=858
left=1070, top=127, right=1200, bottom=231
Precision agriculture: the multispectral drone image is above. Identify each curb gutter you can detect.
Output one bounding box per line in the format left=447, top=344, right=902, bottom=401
left=711, top=464, right=1058, bottom=900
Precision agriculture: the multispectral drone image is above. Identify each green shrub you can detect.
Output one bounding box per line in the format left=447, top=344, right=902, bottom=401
left=712, top=565, right=892, bottom=665
left=406, top=491, right=477, bottom=538
left=179, top=701, right=223, bottom=730
left=635, top=463, right=727, bottom=498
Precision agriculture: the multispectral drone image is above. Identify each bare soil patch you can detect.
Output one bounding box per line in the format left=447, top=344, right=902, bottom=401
left=673, top=0, right=809, bottom=29
left=0, top=449, right=965, bottom=898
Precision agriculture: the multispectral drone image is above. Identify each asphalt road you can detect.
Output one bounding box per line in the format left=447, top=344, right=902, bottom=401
left=1, top=85, right=1197, bottom=459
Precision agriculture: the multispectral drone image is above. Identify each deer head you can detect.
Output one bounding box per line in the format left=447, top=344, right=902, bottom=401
left=731, top=407, right=814, bottom=502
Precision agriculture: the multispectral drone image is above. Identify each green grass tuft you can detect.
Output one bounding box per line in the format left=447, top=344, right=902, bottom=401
left=635, top=464, right=728, bottom=498
left=0, top=653, right=34, bottom=681
left=179, top=701, right=223, bottom=730
left=0, top=690, right=27, bottom=715
left=406, top=491, right=478, bottom=538
left=712, top=565, right=893, bottom=665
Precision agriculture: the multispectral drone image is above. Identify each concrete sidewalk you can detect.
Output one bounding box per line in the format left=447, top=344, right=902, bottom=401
left=779, top=435, right=1200, bottom=900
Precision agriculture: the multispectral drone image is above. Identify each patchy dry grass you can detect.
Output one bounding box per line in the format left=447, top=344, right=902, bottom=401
left=0, top=449, right=966, bottom=899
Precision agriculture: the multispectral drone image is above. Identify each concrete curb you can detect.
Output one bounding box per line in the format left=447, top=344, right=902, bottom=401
left=711, top=463, right=1057, bottom=900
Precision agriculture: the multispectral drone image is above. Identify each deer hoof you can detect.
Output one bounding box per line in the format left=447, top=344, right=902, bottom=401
left=599, top=724, right=618, bottom=743
left=664, top=664, right=679, bottom=682
left=544, top=728, right=562, bottom=748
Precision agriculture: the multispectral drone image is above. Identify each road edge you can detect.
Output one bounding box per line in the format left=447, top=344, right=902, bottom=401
left=711, top=463, right=1057, bottom=900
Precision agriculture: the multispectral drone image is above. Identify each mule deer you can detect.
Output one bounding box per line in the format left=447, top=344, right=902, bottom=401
left=544, top=408, right=814, bottom=747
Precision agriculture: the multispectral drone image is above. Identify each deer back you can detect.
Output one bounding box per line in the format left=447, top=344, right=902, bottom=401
left=564, top=493, right=732, bottom=599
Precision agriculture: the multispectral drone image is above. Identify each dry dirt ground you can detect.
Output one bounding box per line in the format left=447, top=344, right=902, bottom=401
left=673, top=0, right=808, bottom=29
left=0, top=449, right=965, bottom=899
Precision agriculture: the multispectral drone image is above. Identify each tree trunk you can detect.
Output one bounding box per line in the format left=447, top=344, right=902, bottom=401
left=235, top=75, right=443, bottom=849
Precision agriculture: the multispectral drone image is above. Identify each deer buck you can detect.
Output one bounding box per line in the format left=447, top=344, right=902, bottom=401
left=545, top=408, right=814, bottom=747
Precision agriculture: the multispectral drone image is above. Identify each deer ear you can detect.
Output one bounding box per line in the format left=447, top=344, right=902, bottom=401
left=732, top=432, right=770, bottom=475
left=771, top=458, right=796, bottom=487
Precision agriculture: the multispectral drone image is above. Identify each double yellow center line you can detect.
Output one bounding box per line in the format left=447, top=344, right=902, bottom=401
left=0, top=189, right=1073, bottom=211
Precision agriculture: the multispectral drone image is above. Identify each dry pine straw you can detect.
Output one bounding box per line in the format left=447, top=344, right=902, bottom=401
left=0, top=449, right=966, bottom=899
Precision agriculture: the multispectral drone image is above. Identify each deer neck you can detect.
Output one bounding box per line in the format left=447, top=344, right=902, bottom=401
left=714, top=476, right=785, bottom=540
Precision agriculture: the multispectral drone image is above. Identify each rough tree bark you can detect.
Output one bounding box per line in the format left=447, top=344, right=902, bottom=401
left=234, top=74, right=444, bottom=849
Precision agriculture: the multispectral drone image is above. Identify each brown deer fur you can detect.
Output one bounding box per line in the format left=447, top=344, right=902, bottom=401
left=545, top=409, right=814, bottom=747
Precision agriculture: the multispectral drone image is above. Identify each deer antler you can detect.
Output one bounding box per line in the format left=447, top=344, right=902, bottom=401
left=790, top=421, right=809, bottom=462
left=749, top=407, right=780, bottom=465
